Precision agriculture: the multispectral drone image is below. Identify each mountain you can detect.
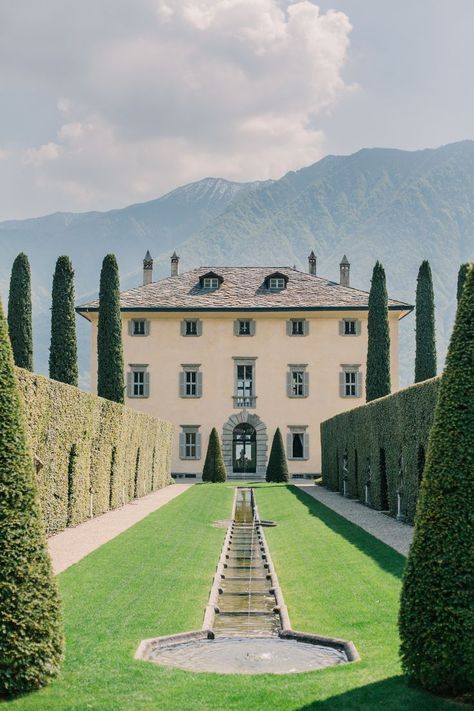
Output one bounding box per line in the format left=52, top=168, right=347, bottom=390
left=0, top=142, right=473, bottom=386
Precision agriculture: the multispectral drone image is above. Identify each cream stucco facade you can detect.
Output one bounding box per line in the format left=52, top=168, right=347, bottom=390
left=84, top=299, right=405, bottom=480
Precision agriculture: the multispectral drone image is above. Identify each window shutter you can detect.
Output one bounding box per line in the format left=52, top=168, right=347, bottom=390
left=287, top=371, right=292, bottom=397
left=127, top=371, right=133, bottom=397
left=128, top=320, right=134, bottom=336
left=197, top=371, right=203, bottom=397
left=339, top=372, right=346, bottom=398
left=303, top=371, right=309, bottom=397
left=179, top=432, right=186, bottom=459
left=303, top=320, right=309, bottom=336
left=179, top=371, right=185, bottom=397
left=196, top=320, right=202, bottom=336
left=303, top=432, right=310, bottom=460
left=196, top=432, right=202, bottom=459
left=339, top=320, right=345, bottom=336
left=234, top=320, right=239, bottom=336
left=287, top=433, right=293, bottom=458
left=286, top=320, right=292, bottom=336
left=356, top=371, right=363, bottom=398
left=180, top=320, right=186, bottom=336
left=144, top=320, right=150, bottom=336
left=249, top=320, right=256, bottom=336
left=143, top=371, right=150, bottom=398
left=355, top=320, right=362, bottom=336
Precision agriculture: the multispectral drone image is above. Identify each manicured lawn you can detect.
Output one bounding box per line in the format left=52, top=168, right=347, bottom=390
left=3, top=484, right=457, bottom=710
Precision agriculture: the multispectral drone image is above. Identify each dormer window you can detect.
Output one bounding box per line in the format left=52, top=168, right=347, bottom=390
left=264, top=272, right=289, bottom=291
left=199, top=271, right=223, bottom=290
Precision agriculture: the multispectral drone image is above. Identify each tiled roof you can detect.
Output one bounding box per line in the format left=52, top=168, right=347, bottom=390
left=76, top=266, right=413, bottom=313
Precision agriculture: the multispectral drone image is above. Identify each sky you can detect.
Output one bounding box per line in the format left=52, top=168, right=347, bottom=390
left=0, top=0, right=473, bottom=221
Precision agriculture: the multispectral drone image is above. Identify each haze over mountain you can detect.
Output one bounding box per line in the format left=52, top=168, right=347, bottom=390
left=1, top=141, right=473, bottom=387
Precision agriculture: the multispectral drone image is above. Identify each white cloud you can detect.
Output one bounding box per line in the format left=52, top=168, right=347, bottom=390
left=0, top=0, right=352, bottom=218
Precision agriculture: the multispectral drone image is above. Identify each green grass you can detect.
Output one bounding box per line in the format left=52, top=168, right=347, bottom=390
left=3, top=484, right=459, bottom=710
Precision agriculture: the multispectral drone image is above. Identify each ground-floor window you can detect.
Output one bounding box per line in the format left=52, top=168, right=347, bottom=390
left=287, top=426, right=309, bottom=460
left=179, top=426, right=202, bottom=460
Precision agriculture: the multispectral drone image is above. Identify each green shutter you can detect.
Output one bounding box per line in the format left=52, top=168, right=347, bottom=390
left=249, top=320, right=256, bottom=336
left=179, top=432, right=186, bottom=459
left=287, top=432, right=293, bottom=458
left=303, top=371, right=309, bottom=397
left=196, top=432, right=202, bottom=459
left=287, top=371, right=293, bottom=397
left=234, top=320, right=239, bottom=336
left=286, top=320, right=292, bottom=336
left=355, top=320, right=362, bottom=336
left=128, top=320, right=134, bottom=336
left=196, top=371, right=203, bottom=397
left=339, top=320, right=345, bottom=336
left=303, top=432, right=309, bottom=460
left=196, top=320, right=202, bottom=336
left=179, top=371, right=185, bottom=397
left=339, top=371, right=346, bottom=397
left=144, top=320, right=150, bottom=336
left=303, top=320, right=309, bottom=336
left=180, top=320, right=186, bottom=336
left=143, top=371, right=150, bottom=397
left=127, top=371, right=133, bottom=397
left=356, top=371, right=363, bottom=397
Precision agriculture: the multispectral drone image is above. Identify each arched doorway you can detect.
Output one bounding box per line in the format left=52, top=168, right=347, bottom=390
left=233, top=423, right=256, bottom=474
left=222, top=412, right=268, bottom=477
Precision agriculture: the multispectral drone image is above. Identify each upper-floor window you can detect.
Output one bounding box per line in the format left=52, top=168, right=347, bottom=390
left=287, top=365, right=309, bottom=398
left=179, top=426, right=201, bottom=460
left=287, top=426, right=309, bottom=460
left=287, top=318, right=308, bottom=336
left=340, top=319, right=361, bottom=336
left=234, top=319, right=255, bottom=336
left=181, top=319, right=202, bottom=337
left=203, top=277, right=219, bottom=289
left=128, top=319, right=149, bottom=336
left=179, top=365, right=202, bottom=398
left=340, top=365, right=362, bottom=398
left=233, top=357, right=256, bottom=408
left=127, top=364, right=150, bottom=398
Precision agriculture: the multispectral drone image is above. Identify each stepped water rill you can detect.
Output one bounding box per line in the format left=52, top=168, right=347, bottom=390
left=136, top=487, right=360, bottom=674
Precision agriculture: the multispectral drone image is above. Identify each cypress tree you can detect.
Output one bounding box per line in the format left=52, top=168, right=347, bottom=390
left=0, top=297, right=63, bottom=695
left=7, top=253, right=33, bottom=371
left=414, top=260, right=437, bottom=382
left=97, top=255, right=124, bottom=403
left=265, top=428, right=289, bottom=483
left=399, top=264, right=474, bottom=696
left=49, top=256, right=78, bottom=385
left=366, top=262, right=391, bottom=402
left=457, top=263, right=469, bottom=302
left=202, top=428, right=227, bottom=482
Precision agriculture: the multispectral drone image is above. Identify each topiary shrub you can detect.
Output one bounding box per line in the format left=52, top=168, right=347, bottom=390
left=202, top=428, right=227, bottom=482
left=415, top=260, right=437, bottom=382
left=266, top=428, right=289, bottom=483
left=366, top=261, right=391, bottom=402
left=49, top=256, right=78, bottom=385
left=7, top=253, right=33, bottom=371
left=0, top=298, right=63, bottom=695
left=457, top=263, right=469, bottom=302
left=399, top=264, right=474, bottom=696
left=97, top=254, right=124, bottom=403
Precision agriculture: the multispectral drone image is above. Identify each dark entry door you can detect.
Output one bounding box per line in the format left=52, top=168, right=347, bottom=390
left=233, top=423, right=257, bottom=474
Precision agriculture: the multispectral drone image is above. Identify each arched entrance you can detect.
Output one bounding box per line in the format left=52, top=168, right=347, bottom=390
left=233, top=423, right=256, bottom=474
left=222, top=412, right=268, bottom=478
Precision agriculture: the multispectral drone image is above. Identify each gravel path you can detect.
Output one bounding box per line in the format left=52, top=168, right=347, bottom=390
left=294, top=483, right=413, bottom=556
left=48, top=483, right=192, bottom=574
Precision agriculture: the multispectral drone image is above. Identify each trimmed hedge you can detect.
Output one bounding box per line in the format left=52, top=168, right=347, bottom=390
left=16, top=368, right=173, bottom=536
left=321, top=377, right=441, bottom=524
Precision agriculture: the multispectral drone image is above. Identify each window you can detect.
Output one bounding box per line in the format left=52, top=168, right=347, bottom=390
left=127, top=365, right=150, bottom=398
left=234, top=319, right=255, bottom=336
left=269, top=277, right=285, bottom=290
left=203, top=277, right=219, bottom=289
left=287, top=427, right=309, bottom=460
left=179, top=365, right=202, bottom=398
left=233, top=358, right=256, bottom=408
left=339, top=366, right=362, bottom=398
left=287, top=365, right=309, bottom=398
left=287, top=319, right=308, bottom=336
left=181, top=319, right=202, bottom=337
left=339, top=319, right=361, bottom=336
left=179, top=426, right=201, bottom=460
left=128, top=319, right=149, bottom=336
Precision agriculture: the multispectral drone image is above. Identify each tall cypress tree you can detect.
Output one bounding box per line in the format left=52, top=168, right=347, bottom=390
left=97, top=255, right=124, bottom=403
left=457, top=263, right=469, bottom=302
left=0, top=297, right=63, bottom=694
left=366, top=262, right=391, bottom=402
left=414, top=260, right=437, bottom=382
left=7, top=253, right=33, bottom=371
left=265, top=428, right=289, bottom=483
left=399, top=264, right=474, bottom=696
left=202, top=428, right=227, bottom=482
left=49, top=256, right=78, bottom=385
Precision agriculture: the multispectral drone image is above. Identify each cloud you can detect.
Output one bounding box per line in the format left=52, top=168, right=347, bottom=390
left=0, top=0, right=352, bottom=218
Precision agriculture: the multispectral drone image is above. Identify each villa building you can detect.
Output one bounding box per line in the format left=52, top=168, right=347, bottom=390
left=77, top=252, right=412, bottom=480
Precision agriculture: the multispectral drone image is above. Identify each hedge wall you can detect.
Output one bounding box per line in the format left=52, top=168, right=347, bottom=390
left=321, top=377, right=440, bottom=524
left=16, top=368, right=173, bottom=535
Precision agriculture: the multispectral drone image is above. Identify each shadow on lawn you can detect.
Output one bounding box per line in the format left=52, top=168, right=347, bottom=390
left=295, top=675, right=449, bottom=711
left=286, top=485, right=406, bottom=580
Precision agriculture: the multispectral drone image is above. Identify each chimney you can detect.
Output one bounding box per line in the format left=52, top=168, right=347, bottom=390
left=143, top=250, right=153, bottom=285
left=171, top=251, right=180, bottom=277
left=340, top=255, right=350, bottom=287
left=308, top=251, right=317, bottom=276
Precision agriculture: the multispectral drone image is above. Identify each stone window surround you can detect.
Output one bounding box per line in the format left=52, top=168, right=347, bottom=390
left=287, top=363, right=309, bottom=398
left=233, top=356, right=257, bottom=408
left=128, top=319, right=150, bottom=337
left=340, top=364, right=362, bottom=398
left=287, top=425, right=309, bottom=461
left=127, top=363, right=150, bottom=398
left=179, top=363, right=202, bottom=398
left=179, top=425, right=201, bottom=460
left=339, top=318, right=361, bottom=336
